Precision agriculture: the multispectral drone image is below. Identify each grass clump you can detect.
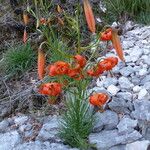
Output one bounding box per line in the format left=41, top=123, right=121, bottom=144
left=102, top=0, right=150, bottom=24
left=1, top=43, right=36, bottom=78
left=59, top=82, right=94, bottom=150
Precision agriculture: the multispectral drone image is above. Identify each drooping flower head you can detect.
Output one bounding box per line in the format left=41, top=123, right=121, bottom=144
left=89, top=93, right=108, bottom=107
left=73, top=54, right=87, bottom=68
left=49, top=61, right=70, bottom=76
left=39, top=82, right=62, bottom=96
left=100, top=28, right=112, bottom=41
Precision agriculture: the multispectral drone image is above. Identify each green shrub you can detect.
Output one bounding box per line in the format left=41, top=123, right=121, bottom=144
left=102, top=0, right=150, bottom=24
left=1, top=43, right=36, bottom=78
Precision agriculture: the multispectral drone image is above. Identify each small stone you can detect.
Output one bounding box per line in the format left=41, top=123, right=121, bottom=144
left=120, top=66, right=134, bottom=77
left=143, top=49, right=150, bottom=55
left=139, top=69, right=147, bottom=76
left=14, top=116, right=28, bottom=125
left=126, top=140, right=150, bottom=150
left=0, top=131, right=21, bottom=150
left=118, top=77, right=134, bottom=90
left=109, top=145, right=126, bottom=150
left=130, top=48, right=143, bottom=62
left=93, top=110, right=119, bottom=132
left=89, top=129, right=142, bottom=150
left=37, top=115, right=61, bottom=142
left=103, top=77, right=118, bottom=88
left=0, top=120, right=9, bottom=132
left=19, top=124, right=32, bottom=132
left=140, top=75, right=150, bottom=85
left=107, top=85, right=120, bottom=96
left=116, top=92, right=132, bottom=101
left=131, top=100, right=150, bottom=121
left=143, top=82, right=150, bottom=93
left=117, top=117, right=138, bottom=134
left=133, top=85, right=141, bottom=93
left=108, top=97, right=133, bottom=114
left=138, top=88, right=149, bottom=100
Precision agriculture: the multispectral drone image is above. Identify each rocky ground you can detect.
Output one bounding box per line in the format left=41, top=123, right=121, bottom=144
left=0, top=24, right=150, bottom=150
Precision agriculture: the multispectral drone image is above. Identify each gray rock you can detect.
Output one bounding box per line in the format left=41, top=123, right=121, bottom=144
left=140, top=75, right=150, bottom=85
left=117, top=117, right=138, bottom=134
left=0, top=131, right=21, bottom=150
left=0, top=120, right=9, bottom=132
left=143, top=82, right=150, bottom=92
left=109, top=145, right=126, bottom=150
left=120, top=66, right=134, bottom=77
left=19, top=123, right=32, bottom=132
left=138, top=120, right=150, bottom=140
left=139, top=69, right=148, bottom=76
left=126, top=140, right=150, bottom=150
left=133, top=85, right=141, bottom=93
left=118, top=77, right=134, bottom=90
left=93, top=110, right=119, bottom=132
left=131, top=76, right=140, bottom=85
left=14, top=141, right=78, bottom=150
left=108, top=98, right=133, bottom=114
left=103, top=77, right=118, bottom=88
left=138, top=88, right=149, bottom=100
left=116, top=92, right=133, bottom=101
left=107, top=85, right=120, bottom=96
left=37, top=115, right=60, bottom=142
left=89, top=129, right=142, bottom=150
left=14, top=116, right=28, bottom=125
left=131, top=100, right=150, bottom=121
left=129, top=48, right=143, bottom=62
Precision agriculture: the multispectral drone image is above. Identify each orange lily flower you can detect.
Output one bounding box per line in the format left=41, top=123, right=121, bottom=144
left=39, top=82, right=62, bottom=96
left=100, top=28, right=112, bottom=41
left=68, top=68, right=83, bottom=80
left=87, top=65, right=104, bottom=77
left=111, top=28, right=125, bottom=62
left=38, top=48, right=45, bottom=80
left=74, top=54, right=87, bottom=68
left=98, top=57, right=118, bottom=71
left=83, top=0, right=96, bottom=33
left=89, top=93, right=108, bottom=107
left=49, top=61, right=70, bottom=76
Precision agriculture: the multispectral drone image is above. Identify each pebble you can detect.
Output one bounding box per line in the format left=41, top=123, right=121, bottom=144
left=133, top=85, right=141, bottom=93
left=107, top=84, right=120, bottom=96
left=138, top=88, right=149, bottom=100
left=14, top=116, right=28, bottom=125
left=126, top=140, right=150, bottom=150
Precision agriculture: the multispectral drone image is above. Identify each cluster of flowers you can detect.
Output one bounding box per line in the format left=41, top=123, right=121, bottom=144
left=39, top=55, right=118, bottom=107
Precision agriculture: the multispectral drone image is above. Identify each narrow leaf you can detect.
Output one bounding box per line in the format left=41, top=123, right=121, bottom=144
left=83, top=0, right=96, bottom=33
left=111, top=28, right=125, bottom=62
left=38, top=48, right=46, bottom=80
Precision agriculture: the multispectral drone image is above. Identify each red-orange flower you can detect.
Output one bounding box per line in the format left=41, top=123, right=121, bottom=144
left=49, top=61, right=70, bottom=76
left=39, top=82, right=62, bottom=96
left=74, top=54, right=87, bottom=68
left=100, top=28, right=112, bottom=41
left=68, top=68, right=83, bottom=80
left=87, top=65, right=104, bottom=77
left=98, top=57, right=118, bottom=71
left=89, top=93, right=108, bottom=107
